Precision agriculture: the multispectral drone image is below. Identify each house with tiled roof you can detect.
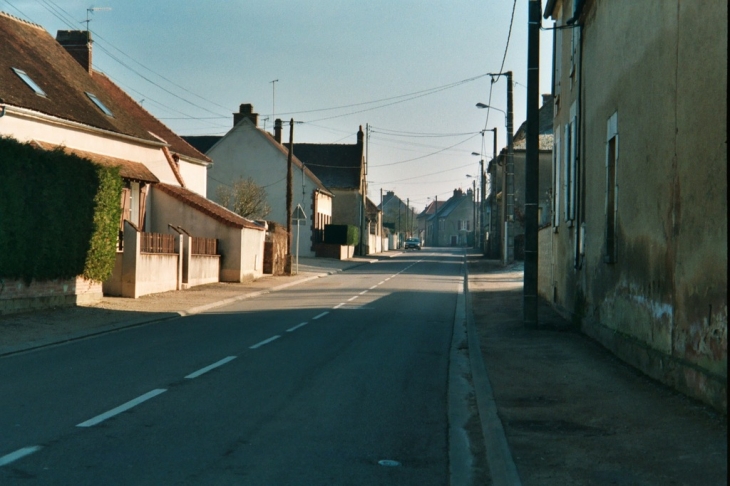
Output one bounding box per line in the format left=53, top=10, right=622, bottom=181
left=184, top=105, right=333, bottom=258
left=416, top=200, right=444, bottom=244
left=424, top=189, right=474, bottom=247
left=289, top=125, right=367, bottom=252
left=0, top=12, right=264, bottom=302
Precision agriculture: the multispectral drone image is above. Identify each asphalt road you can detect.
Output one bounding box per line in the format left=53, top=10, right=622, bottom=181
left=1, top=250, right=465, bottom=485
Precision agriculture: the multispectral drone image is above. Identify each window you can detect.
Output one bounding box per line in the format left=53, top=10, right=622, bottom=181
left=12, top=68, right=46, bottom=96
left=564, top=102, right=578, bottom=224
left=605, top=112, right=618, bottom=263
left=86, top=92, right=114, bottom=117
left=553, top=130, right=561, bottom=230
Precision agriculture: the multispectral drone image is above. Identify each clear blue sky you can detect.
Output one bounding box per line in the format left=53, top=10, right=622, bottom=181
left=4, top=0, right=554, bottom=210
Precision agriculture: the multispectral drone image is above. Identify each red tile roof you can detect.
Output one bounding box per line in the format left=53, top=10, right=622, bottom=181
left=93, top=73, right=211, bottom=164
left=0, top=12, right=210, bottom=165
left=30, top=141, right=159, bottom=182
left=0, top=12, right=155, bottom=142
left=155, top=183, right=264, bottom=230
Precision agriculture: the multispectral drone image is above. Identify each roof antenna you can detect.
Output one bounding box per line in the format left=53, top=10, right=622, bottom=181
left=84, top=6, right=112, bottom=33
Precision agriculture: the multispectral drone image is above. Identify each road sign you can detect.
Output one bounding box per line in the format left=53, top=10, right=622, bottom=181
left=292, top=204, right=307, bottom=221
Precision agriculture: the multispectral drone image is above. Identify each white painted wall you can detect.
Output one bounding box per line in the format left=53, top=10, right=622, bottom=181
left=206, top=119, right=330, bottom=257
left=147, top=188, right=265, bottom=282
left=178, top=160, right=208, bottom=196
left=0, top=110, right=179, bottom=185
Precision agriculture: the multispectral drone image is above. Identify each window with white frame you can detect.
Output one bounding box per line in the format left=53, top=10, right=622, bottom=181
left=605, top=111, right=619, bottom=263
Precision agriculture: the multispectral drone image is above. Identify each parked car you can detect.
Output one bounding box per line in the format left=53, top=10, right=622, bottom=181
left=404, top=237, right=421, bottom=250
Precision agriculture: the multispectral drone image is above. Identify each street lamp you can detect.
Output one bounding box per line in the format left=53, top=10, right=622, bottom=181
left=476, top=104, right=507, bottom=128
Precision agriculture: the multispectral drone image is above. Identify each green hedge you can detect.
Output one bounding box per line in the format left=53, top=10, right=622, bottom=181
left=0, top=137, right=122, bottom=283
left=324, top=224, right=359, bottom=246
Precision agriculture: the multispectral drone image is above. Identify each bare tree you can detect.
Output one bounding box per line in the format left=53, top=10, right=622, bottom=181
left=216, top=177, right=271, bottom=220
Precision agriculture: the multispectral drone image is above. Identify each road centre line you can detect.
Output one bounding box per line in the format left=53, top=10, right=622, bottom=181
left=379, top=281, right=385, bottom=285
left=249, top=335, right=281, bottom=349
left=287, top=322, right=308, bottom=333
left=359, top=290, right=368, bottom=295
left=333, top=303, right=345, bottom=309
left=369, top=285, right=377, bottom=290
left=347, top=296, right=359, bottom=302
left=0, top=446, right=41, bottom=467
left=312, top=312, right=329, bottom=320
left=185, top=356, right=237, bottom=379
left=77, top=389, right=167, bottom=427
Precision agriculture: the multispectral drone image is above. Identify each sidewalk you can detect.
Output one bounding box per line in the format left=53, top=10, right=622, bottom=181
left=0, top=255, right=387, bottom=357
left=465, top=251, right=727, bottom=485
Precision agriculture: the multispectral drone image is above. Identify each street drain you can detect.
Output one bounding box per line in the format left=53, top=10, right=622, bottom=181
left=378, top=459, right=401, bottom=467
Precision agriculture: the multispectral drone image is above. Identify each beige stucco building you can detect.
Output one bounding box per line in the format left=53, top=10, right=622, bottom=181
left=544, top=0, right=727, bottom=411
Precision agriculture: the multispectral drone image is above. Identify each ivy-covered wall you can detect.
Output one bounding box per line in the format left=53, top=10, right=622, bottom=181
left=0, top=137, right=122, bottom=283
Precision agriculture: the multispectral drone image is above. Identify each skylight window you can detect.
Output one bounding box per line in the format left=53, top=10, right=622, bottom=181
left=12, top=68, right=46, bottom=97
left=85, top=92, right=114, bottom=117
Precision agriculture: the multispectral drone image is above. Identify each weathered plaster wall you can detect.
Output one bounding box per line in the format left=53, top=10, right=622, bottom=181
left=550, top=0, right=727, bottom=410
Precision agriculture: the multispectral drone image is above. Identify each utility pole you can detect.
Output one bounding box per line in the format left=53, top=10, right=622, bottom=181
left=380, top=187, right=384, bottom=250
left=506, top=70, right=515, bottom=264
left=473, top=179, right=477, bottom=248
left=406, top=197, right=410, bottom=237
left=286, top=118, right=294, bottom=274
left=434, top=195, right=438, bottom=247
left=524, top=0, right=541, bottom=327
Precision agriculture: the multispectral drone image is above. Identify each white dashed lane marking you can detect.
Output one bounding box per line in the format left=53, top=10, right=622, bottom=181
left=312, top=312, right=329, bottom=320
left=249, top=335, right=281, bottom=349
left=185, top=356, right=237, bottom=379
left=0, top=446, right=41, bottom=467
left=77, top=389, right=167, bottom=427
left=287, top=322, right=308, bottom=333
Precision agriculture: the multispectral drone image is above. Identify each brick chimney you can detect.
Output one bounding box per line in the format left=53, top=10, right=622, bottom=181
left=357, top=125, right=364, bottom=147
left=56, top=30, right=92, bottom=74
left=233, top=104, right=259, bottom=127
left=274, top=118, right=282, bottom=143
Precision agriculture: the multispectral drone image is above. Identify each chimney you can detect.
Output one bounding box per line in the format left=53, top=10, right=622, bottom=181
left=274, top=118, right=282, bottom=143
left=357, top=125, right=364, bottom=146
left=56, top=30, right=92, bottom=74
left=387, top=191, right=394, bottom=197
left=541, top=93, right=553, bottom=107
left=233, top=103, right=259, bottom=127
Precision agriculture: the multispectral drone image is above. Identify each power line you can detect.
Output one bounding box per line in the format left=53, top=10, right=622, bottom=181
left=370, top=133, right=479, bottom=168
left=273, top=73, right=488, bottom=119
left=375, top=161, right=475, bottom=184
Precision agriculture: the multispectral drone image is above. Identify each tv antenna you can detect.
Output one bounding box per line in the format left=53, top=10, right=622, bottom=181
left=83, top=6, right=112, bottom=32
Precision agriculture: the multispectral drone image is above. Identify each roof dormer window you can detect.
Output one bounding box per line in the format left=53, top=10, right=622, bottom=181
left=12, top=68, right=46, bottom=97
left=85, top=92, right=114, bottom=117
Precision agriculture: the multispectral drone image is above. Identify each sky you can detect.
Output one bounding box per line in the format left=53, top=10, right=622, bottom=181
left=3, top=0, right=555, bottom=212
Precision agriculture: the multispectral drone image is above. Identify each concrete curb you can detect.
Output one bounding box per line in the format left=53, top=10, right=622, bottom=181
left=464, top=257, right=522, bottom=485
left=1, top=261, right=373, bottom=358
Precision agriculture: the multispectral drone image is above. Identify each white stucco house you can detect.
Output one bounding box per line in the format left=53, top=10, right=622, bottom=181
left=0, top=12, right=264, bottom=306
left=185, top=105, right=334, bottom=258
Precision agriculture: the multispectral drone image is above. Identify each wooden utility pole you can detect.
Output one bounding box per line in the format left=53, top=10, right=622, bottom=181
left=524, top=0, right=541, bottom=327
left=286, top=118, right=294, bottom=274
